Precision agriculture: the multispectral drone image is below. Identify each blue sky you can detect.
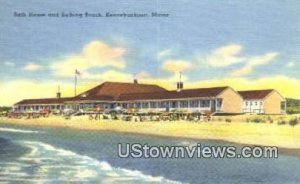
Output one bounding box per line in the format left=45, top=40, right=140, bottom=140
left=0, top=0, right=300, bottom=105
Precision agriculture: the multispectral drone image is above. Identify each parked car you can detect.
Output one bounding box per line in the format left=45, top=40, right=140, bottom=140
left=104, top=106, right=126, bottom=114
left=62, top=108, right=76, bottom=115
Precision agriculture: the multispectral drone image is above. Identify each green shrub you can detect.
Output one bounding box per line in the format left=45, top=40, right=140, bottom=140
left=288, top=118, right=298, bottom=127
left=286, top=106, right=300, bottom=114
left=82, top=107, right=95, bottom=111
left=266, top=116, right=274, bottom=123
left=251, top=117, right=266, bottom=123
left=225, top=118, right=231, bottom=123
left=278, top=120, right=286, bottom=125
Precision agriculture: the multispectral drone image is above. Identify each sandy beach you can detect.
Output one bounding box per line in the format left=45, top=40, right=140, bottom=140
left=1, top=115, right=300, bottom=150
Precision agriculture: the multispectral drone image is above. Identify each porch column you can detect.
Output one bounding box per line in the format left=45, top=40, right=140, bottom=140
left=215, top=99, right=217, bottom=112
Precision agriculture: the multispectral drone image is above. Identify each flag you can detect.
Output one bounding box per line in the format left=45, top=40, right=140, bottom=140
left=75, top=69, right=81, bottom=76
left=74, top=69, right=81, bottom=96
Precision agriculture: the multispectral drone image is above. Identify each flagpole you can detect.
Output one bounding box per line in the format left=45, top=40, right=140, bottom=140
left=74, top=70, right=77, bottom=96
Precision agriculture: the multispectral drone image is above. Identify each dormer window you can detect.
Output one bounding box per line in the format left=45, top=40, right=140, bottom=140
left=81, top=93, right=87, bottom=97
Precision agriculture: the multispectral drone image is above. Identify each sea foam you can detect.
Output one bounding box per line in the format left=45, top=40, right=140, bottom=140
left=1, top=140, right=182, bottom=183
left=0, top=127, right=41, bottom=134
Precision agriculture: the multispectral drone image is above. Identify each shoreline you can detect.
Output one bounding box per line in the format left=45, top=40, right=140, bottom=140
left=1, top=115, right=300, bottom=156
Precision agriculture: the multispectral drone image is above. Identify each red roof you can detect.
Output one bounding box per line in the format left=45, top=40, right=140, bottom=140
left=118, top=86, right=229, bottom=101
left=72, top=95, right=114, bottom=101
left=15, top=82, right=167, bottom=105
left=238, top=89, right=273, bottom=100
left=14, top=82, right=231, bottom=105
left=75, top=81, right=167, bottom=101
left=15, top=97, right=73, bottom=105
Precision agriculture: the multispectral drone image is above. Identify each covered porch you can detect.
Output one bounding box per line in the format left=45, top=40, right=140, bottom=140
left=119, top=98, right=223, bottom=113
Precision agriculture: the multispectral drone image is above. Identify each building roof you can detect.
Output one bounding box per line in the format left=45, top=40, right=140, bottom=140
left=71, top=95, right=114, bottom=102
left=15, top=97, right=73, bottom=105
left=118, top=86, right=229, bottom=101
left=15, top=85, right=230, bottom=105
left=75, top=81, right=167, bottom=101
left=238, top=89, right=274, bottom=100
left=14, top=81, right=167, bottom=105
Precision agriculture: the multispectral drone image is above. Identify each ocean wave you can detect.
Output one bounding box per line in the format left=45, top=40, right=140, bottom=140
left=1, top=141, right=181, bottom=183
left=0, top=127, right=41, bottom=134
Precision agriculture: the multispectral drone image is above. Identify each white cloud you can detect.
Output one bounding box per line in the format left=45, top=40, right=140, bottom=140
left=3, top=61, right=15, bottom=67
left=135, top=71, right=150, bottom=79
left=286, top=62, right=295, bottom=68
left=157, top=49, right=172, bottom=59
left=162, top=59, right=193, bottom=73
left=141, top=73, right=189, bottom=90
left=247, top=52, right=279, bottom=66
left=230, top=65, right=253, bottom=77
left=205, top=44, right=279, bottom=71
left=207, top=44, right=244, bottom=67
left=23, top=63, right=42, bottom=71
left=51, top=41, right=126, bottom=77
left=81, top=70, right=133, bottom=82
left=229, top=52, right=279, bottom=77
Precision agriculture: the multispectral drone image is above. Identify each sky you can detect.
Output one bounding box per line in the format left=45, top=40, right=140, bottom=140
left=0, top=0, right=300, bottom=106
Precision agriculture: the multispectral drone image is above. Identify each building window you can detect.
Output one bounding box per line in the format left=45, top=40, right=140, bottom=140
left=246, top=102, right=248, bottom=106
left=163, top=101, right=169, bottom=108
left=255, top=102, right=258, bottom=106
left=281, top=101, right=286, bottom=110
left=157, top=102, right=161, bottom=108
left=134, top=103, right=141, bottom=109
left=150, top=102, right=157, bottom=108
left=171, top=101, right=177, bottom=108
left=158, top=101, right=168, bottom=108
left=260, top=101, right=263, bottom=105
left=190, top=100, right=199, bottom=108
left=128, top=103, right=134, bottom=108
left=179, top=101, right=188, bottom=108
left=200, top=100, right=210, bottom=107
left=217, top=99, right=223, bottom=108
left=141, top=102, right=149, bottom=108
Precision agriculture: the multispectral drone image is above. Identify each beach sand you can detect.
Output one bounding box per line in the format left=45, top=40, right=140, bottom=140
left=1, top=115, right=300, bottom=150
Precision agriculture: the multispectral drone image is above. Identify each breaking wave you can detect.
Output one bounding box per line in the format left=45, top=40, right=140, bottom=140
left=0, top=127, right=41, bottom=134
left=0, top=141, right=181, bottom=183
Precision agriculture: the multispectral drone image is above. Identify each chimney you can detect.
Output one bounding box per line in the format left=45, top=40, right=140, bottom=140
left=56, top=86, right=61, bottom=98
left=177, top=82, right=183, bottom=92
left=133, top=79, right=138, bottom=84
left=176, top=72, right=183, bottom=92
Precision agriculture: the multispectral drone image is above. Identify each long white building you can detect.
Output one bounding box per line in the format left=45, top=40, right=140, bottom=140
left=14, top=81, right=286, bottom=114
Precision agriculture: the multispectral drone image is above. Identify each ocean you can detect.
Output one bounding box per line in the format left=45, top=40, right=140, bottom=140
left=0, top=124, right=300, bottom=184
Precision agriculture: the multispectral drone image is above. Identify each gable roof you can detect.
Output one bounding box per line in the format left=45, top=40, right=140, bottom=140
left=14, top=82, right=232, bottom=105
left=238, top=89, right=274, bottom=100
left=75, top=81, right=167, bottom=101
left=118, top=86, right=229, bottom=101
left=15, top=97, right=73, bottom=105
left=14, top=82, right=168, bottom=105
left=71, top=95, right=114, bottom=102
